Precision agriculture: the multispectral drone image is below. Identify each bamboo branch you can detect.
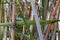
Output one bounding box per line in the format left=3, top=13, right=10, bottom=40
left=0, top=20, right=60, bottom=26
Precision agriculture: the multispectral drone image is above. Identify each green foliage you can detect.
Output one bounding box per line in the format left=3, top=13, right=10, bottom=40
left=16, top=0, right=34, bottom=40
left=0, top=0, right=59, bottom=40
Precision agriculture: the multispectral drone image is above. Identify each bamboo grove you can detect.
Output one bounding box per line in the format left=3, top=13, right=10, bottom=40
left=0, top=0, right=60, bottom=40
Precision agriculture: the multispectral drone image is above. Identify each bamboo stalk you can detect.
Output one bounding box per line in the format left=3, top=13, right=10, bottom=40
left=58, top=5, right=60, bottom=31
left=0, top=0, right=1, bottom=22
left=3, top=0, right=8, bottom=40
left=21, top=25, right=27, bottom=40
left=10, top=0, right=15, bottom=40
left=0, top=1, right=3, bottom=40
left=58, top=4, right=60, bottom=40
left=30, top=5, right=33, bottom=33
left=51, top=4, right=60, bottom=40
left=30, top=0, right=44, bottom=40
left=8, top=0, right=13, bottom=40
left=42, top=0, right=46, bottom=20
left=0, top=9, right=2, bottom=23
left=51, top=23, right=57, bottom=40
left=45, top=0, right=60, bottom=37
left=22, top=0, right=28, bottom=40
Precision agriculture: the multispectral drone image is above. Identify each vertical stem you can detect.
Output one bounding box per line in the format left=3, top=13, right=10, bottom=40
left=30, top=0, right=44, bottom=40
left=30, top=6, right=33, bottom=33
left=51, top=4, right=59, bottom=40
left=58, top=5, right=60, bottom=31
left=21, top=25, right=27, bottom=40
left=58, top=4, right=60, bottom=40
left=42, top=0, right=46, bottom=20
left=10, top=0, right=15, bottom=40
left=41, top=0, right=46, bottom=33
left=0, top=2, right=1, bottom=23
left=22, top=0, right=27, bottom=40
left=0, top=8, right=2, bottom=23
left=3, top=0, right=7, bottom=40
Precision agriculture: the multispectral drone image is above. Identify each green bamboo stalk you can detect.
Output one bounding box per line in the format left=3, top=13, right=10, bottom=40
left=0, top=0, right=4, bottom=40
left=0, top=0, right=3, bottom=40
left=42, top=0, right=46, bottom=20
left=41, top=0, right=47, bottom=33
left=3, top=0, right=8, bottom=40
left=0, top=9, right=2, bottom=23
left=1, top=0, right=4, bottom=23
left=0, top=0, right=1, bottom=18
